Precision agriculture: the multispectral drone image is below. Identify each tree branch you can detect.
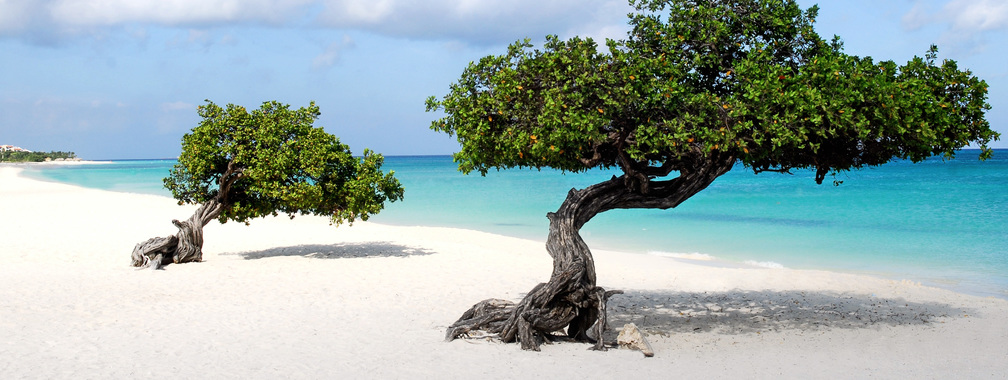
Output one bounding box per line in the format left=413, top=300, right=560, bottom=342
left=604, top=152, right=736, bottom=213
left=217, top=160, right=245, bottom=206
left=578, top=143, right=604, bottom=167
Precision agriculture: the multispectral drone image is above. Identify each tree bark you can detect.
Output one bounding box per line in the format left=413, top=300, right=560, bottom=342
left=131, top=200, right=224, bottom=269
left=446, top=153, right=735, bottom=351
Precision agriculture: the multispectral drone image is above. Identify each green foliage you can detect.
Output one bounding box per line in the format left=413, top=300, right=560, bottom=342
left=164, top=100, right=404, bottom=225
left=0, top=150, right=77, bottom=162
left=428, top=0, right=997, bottom=185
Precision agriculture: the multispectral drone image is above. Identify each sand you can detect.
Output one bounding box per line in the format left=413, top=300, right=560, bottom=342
left=1, top=166, right=1006, bottom=378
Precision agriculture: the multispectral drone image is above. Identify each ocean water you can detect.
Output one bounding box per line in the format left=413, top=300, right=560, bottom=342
left=20, top=151, right=1008, bottom=298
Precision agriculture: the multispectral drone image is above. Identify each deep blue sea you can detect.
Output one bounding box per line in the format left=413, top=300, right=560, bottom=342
left=20, top=151, right=1008, bottom=299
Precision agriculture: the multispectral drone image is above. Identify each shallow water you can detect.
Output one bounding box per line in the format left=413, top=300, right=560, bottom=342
left=21, top=151, right=1008, bottom=298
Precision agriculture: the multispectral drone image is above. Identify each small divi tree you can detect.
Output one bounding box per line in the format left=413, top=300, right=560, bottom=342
left=428, top=0, right=997, bottom=351
left=131, top=100, right=404, bottom=269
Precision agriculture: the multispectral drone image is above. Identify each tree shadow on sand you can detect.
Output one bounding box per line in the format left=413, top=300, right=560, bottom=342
left=604, top=290, right=968, bottom=337
left=229, top=242, right=435, bottom=260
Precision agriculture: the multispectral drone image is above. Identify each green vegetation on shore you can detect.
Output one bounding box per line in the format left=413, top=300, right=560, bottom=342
left=0, top=150, right=78, bottom=163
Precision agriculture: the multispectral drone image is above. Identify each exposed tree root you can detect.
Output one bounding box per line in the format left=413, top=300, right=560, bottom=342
left=131, top=201, right=221, bottom=269
left=130, top=235, right=178, bottom=270
left=446, top=156, right=734, bottom=351
left=446, top=281, right=623, bottom=351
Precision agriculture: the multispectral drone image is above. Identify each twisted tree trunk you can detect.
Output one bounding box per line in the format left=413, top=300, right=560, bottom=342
left=446, top=154, right=735, bottom=351
left=131, top=200, right=224, bottom=269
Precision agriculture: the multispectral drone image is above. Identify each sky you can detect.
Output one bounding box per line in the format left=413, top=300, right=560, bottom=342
left=1, top=0, right=1006, bottom=159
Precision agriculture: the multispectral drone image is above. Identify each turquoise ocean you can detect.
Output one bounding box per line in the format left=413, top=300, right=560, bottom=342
left=20, top=151, right=1008, bottom=299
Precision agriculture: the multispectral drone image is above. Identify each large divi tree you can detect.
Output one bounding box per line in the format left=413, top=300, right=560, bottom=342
left=428, top=0, right=997, bottom=351
left=131, top=100, right=404, bottom=269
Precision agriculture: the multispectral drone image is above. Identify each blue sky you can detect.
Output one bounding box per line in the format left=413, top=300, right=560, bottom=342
left=1, top=0, right=1006, bottom=159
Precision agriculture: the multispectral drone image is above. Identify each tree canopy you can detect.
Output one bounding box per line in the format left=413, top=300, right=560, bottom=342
left=134, top=100, right=403, bottom=269
left=428, top=0, right=997, bottom=188
left=164, top=100, right=404, bottom=226
left=430, top=0, right=998, bottom=351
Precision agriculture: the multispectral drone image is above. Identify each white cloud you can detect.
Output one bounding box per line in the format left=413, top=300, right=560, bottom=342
left=316, top=0, right=632, bottom=44
left=47, top=0, right=315, bottom=26
left=903, top=0, right=1008, bottom=53
left=1, top=0, right=632, bottom=46
left=943, top=0, right=1008, bottom=31
left=312, top=34, right=355, bottom=69
left=902, top=3, right=931, bottom=31
left=0, top=0, right=314, bottom=41
left=332, top=0, right=396, bottom=24
left=0, top=0, right=34, bottom=32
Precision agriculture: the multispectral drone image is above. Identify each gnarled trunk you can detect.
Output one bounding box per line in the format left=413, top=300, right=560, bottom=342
left=131, top=200, right=224, bottom=269
left=445, top=183, right=623, bottom=351
left=446, top=154, right=735, bottom=351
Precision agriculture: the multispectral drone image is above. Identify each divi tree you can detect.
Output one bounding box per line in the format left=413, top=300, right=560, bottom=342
left=428, top=0, right=997, bottom=351
left=131, top=100, right=404, bottom=269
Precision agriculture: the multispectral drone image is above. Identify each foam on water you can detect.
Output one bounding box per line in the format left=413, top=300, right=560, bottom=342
left=744, top=260, right=786, bottom=269
left=647, top=251, right=717, bottom=261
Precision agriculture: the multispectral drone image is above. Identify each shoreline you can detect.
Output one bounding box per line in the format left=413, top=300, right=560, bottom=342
left=13, top=163, right=1008, bottom=300
left=2, top=166, right=1007, bottom=377
left=350, top=218, right=1008, bottom=301
left=0, top=159, right=113, bottom=166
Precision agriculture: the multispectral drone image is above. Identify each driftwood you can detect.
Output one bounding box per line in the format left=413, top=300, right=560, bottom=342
left=446, top=154, right=735, bottom=351
left=131, top=201, right=223, bottom=270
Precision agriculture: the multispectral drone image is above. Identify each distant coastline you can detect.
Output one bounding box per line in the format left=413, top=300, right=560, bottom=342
left=29, top=148, right=1001, bottom=162
left=0, top=159, right=107, bottom=166
left=0, top=147, right=80, bottom=163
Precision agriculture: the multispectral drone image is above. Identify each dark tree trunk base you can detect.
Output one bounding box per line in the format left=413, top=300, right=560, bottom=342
left=446, top=282, right=623, bottom=351
left=446, top=155, right=735, bottom=351
left=446, top=183, right=627, bottom=351
left=130, top=235, right=178, bottom=270
left=131, top=201, right=221, bottom=269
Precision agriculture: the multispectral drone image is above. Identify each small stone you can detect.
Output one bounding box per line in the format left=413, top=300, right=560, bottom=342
left=617, top=323, right=655, bottom=357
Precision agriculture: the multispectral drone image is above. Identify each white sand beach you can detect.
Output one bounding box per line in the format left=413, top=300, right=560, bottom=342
left=1, top=166, right=1006, bottom=378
